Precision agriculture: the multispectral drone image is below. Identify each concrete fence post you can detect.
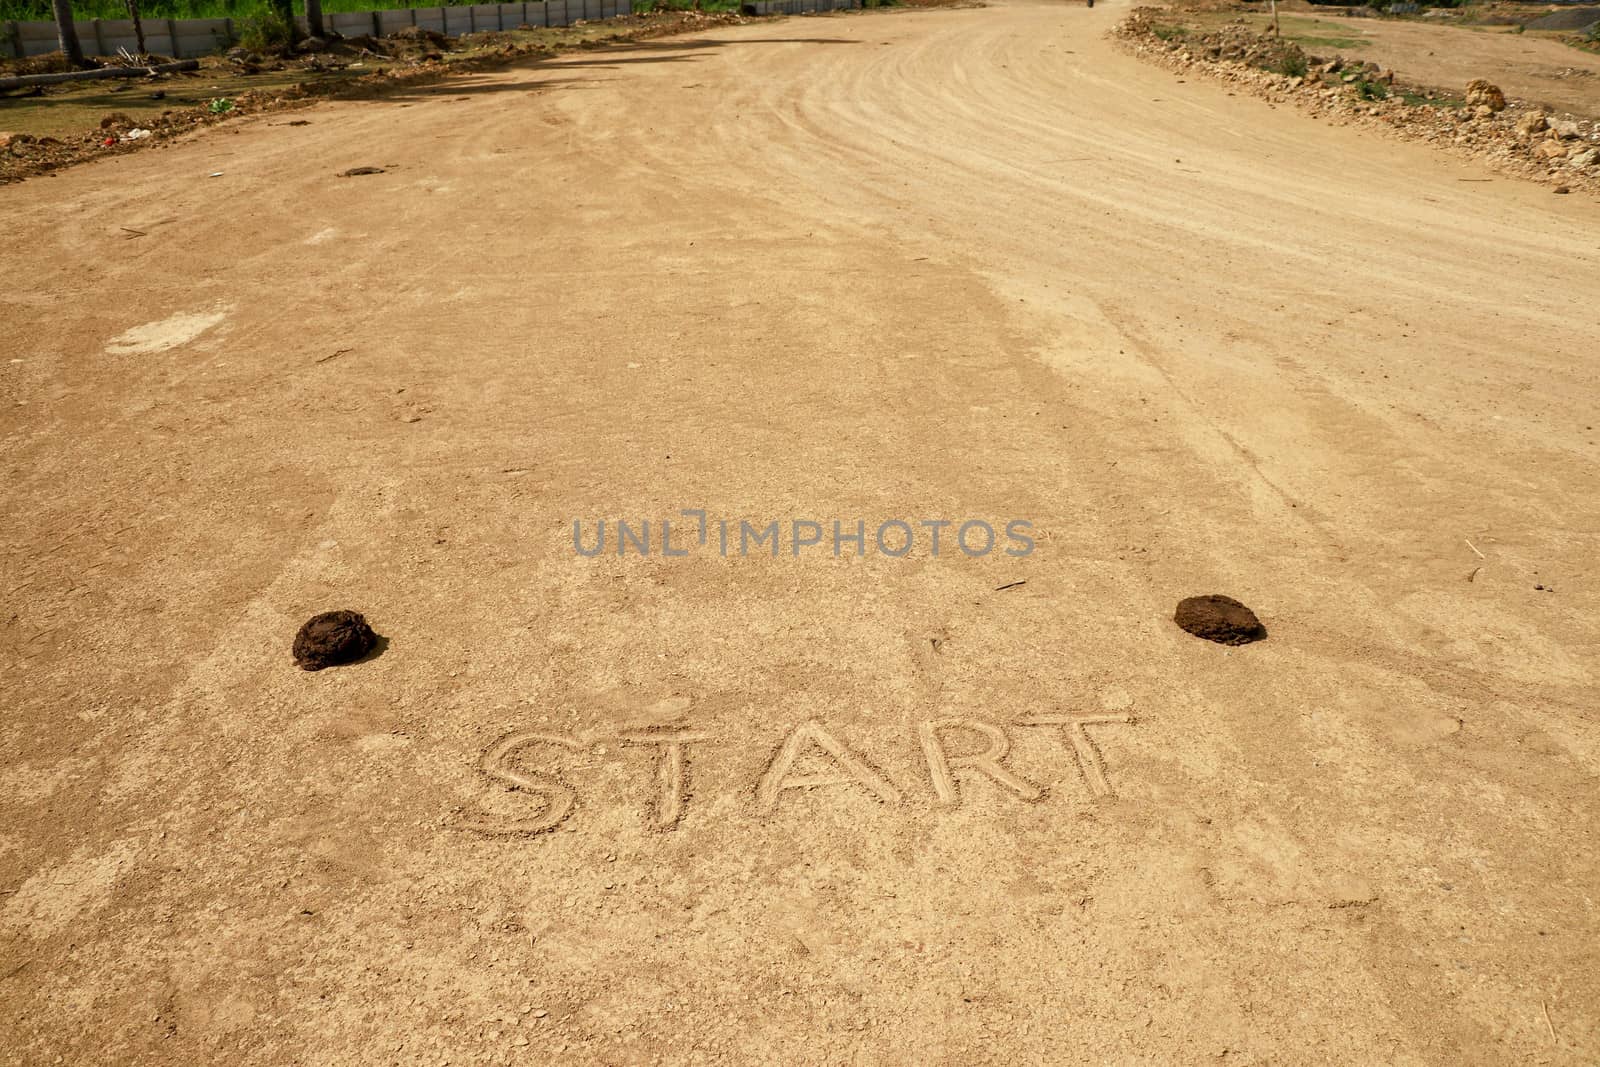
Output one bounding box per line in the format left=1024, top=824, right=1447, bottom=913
left=4, top=20, right=19, bottom=59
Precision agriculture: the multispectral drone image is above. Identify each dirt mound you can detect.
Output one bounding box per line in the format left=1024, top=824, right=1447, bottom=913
left=385, top=25, right=452, bottom=53
left=0, top=50, right=76, bottom=77
left=1181, top=21, right=1308, bottom=71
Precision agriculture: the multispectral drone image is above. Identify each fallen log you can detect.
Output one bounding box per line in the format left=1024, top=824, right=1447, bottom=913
left=0, top=59, right=198, bottom=91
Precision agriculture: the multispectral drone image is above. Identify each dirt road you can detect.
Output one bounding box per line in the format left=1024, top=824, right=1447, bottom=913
left=3, top=1, right=1598, bottom=1062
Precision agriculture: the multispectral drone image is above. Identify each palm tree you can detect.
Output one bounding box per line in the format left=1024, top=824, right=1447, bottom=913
left=51, top=0, right=87, bottom=67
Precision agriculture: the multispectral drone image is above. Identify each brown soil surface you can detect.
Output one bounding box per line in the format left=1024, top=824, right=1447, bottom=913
left=3, top=0, right=1599, bottom=1063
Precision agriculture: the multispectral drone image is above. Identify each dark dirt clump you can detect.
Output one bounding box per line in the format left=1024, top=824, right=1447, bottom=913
left=1174, top=595, right=1267, bottom=645
left=293, top=610, right=379, bottom=670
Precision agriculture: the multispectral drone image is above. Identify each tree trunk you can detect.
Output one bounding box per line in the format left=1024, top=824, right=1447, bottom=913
left=268, top=0, right=298, bottom=43
left=125, top=0, right=146, bottom=56
left=304, top=0, right=324, bottom=39
left=51, top=0, right=87, bottom=67
left=0, top=58, right=197, bottom=89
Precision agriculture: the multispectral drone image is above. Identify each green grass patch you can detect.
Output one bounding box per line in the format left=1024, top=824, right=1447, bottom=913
left=236, top=8, right=293, bottom=48
left=1353, top=77, right=1388, bottom=100
left=1271, top=16, right=1359, bottom=35
left=1234, top=14, right=1370, bottom=50
left=1274, top=51, right=1308, bottom=77
left=1290, top=35, right=1362, bottom=50
left=1397, top=89, right=1463, bottom=107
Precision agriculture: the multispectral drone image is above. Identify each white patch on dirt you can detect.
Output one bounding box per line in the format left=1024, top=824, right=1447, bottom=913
left=105, top=306, right=229, bottom=355
left=0, top=757, right=93, bottom=802
left=0, top=839, right=138, bottom=939
left=305, top=228, right=338, bottom=245
left=354, top=733, right=412, bottom=755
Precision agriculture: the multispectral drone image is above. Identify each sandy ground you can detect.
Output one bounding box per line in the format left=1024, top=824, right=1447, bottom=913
left=3, top=0, right=1599, bottom=1062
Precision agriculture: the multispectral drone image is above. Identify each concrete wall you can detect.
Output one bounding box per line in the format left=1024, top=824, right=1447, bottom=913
left=745, top=0, right=859, bottom=13
left=2, top=0, right=636, bottom=59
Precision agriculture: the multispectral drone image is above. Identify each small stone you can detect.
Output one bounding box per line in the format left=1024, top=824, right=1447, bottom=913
left=1174, top=595, right=1267, bottom=646
left=1516, top=111, right=1548, bottom=136
left=293, top=610, right=379, bottom=671
left=1554, top=185, right=1570, bottom=194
